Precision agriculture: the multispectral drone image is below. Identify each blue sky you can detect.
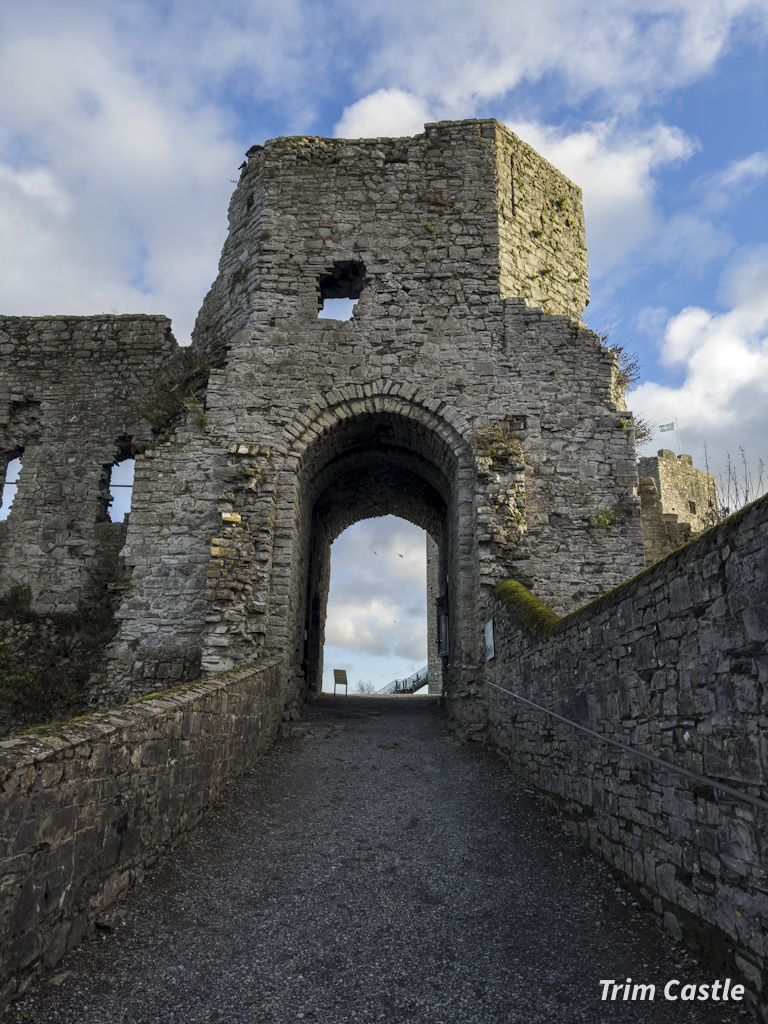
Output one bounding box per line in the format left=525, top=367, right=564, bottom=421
left=1, top=0, right=766, bottom=688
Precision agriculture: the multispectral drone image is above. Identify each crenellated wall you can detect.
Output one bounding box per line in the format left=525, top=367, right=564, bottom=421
left=487, top=493, right=768, bottom=1018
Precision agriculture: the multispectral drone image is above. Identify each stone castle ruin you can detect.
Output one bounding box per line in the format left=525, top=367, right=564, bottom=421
left=1, top=119, right=645, bottom=721
left=637, top=448, right=718, bottom=564
left=1, top=120, right=766, bottom=1015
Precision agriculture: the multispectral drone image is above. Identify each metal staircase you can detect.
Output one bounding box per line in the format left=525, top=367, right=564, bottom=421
left=376, top=666, right=428, bottom=695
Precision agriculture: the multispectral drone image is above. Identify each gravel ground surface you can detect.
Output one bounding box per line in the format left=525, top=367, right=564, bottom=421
left=11, top=695, right=755, bottom=1024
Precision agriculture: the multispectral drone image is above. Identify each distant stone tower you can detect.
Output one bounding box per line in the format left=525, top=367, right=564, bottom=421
left=0, top=120, right=646, bottom=730
left=638, top=449, right=718, bottom=564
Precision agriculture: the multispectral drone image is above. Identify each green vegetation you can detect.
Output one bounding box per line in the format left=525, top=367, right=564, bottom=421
left=139, top=340, right=228, bottom=437
left=590, top=502, right=619, bottom=530
left=0, top=586, right=118, bottom=728
left=475, top=419, right=523, bottom=468
left=596, top=329, right=652, bottom=444
left=494, top=579, right=559, bottom=633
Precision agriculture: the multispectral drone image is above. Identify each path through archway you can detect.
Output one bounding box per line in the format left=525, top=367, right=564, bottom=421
left=321, top=515, right=429, bottom=695
left=272, top=394, right=483, bottom=729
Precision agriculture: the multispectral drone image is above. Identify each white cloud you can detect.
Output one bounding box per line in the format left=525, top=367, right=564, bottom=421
left=0, top=9, right=244, bottom=340
left=688, top=150, right=768, bottom=216
left=1, top=0, right=764, bottom=340
left=0, top=165, right=71, bottom=217
left=348, top=0, right=768, bottom=114
left=324, top=517, right=427, bottom=661
left=321, top=648, right=426, bottom=692
left=702, top=151, right=768, bottom=193
left=334, top=89, right=433, bottom=138
left=649, top=212, right=734, bottom=273
left=632, top=245, right=768, bottom=478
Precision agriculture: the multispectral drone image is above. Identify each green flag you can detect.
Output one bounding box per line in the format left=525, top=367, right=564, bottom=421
left=659, top=422, right=675, bottom=432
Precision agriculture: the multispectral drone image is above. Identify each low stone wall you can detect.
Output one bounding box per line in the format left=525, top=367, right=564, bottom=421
left=486, top=495, right=768, bottom=1020
left=0, top=657, right=283, bottom=1009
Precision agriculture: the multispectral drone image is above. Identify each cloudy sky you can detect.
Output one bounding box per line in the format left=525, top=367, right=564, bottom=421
left=1, top=0, right=766, bottom=689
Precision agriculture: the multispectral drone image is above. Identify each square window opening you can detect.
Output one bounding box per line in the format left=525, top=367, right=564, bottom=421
left=316, top=260, right=366, bottom=319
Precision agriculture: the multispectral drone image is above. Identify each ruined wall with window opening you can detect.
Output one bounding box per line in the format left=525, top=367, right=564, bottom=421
left=0, top=315, right=180, bottom=612
left=1, top=119, right=765, bottom=1019
left=1, top=121, right=644, bottom=726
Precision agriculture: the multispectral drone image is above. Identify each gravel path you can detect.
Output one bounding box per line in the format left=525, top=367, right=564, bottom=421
left=11, top=695, right=755, bottom=1024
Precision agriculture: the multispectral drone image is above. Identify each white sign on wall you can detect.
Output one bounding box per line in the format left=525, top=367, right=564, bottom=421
left=485, top=619, right=495, bottom=661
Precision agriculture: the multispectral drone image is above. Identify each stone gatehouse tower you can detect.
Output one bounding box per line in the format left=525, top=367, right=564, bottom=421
left=0, top=119, right=645, bottom=726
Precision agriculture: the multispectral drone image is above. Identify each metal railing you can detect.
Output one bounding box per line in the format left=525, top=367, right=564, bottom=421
left=377, top=667, right=429, bottom=695
left=483, top=678, right=768, bottom=813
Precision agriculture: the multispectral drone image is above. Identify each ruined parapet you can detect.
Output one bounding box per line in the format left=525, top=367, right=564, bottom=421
left=638, top=476, right=692, bottom=566
left=102, top=120, right=642, bottom=713
left=501, top=300, right=644, bottom=611
left=0, top=315, right=180, bottom=612
left=0, top=121, right=644, bottom=717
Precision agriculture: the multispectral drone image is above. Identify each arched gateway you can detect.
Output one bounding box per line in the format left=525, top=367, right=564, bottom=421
left=0, top=119, right=645, bottom=732
left=276, top=392, right=476, bottom=717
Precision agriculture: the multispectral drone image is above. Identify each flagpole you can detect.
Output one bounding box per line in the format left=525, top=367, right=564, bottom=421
left=675, top=417, right=682, bottom=456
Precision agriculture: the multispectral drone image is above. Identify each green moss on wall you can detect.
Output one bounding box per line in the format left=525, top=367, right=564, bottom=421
left=495, top=492, right=768, bottom=640
left=494, top=579, right=560, bottom=633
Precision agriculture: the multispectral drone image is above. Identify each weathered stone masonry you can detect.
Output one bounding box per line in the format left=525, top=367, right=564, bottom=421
left=487, top=494, right=768, bottom=1017
left=0, top=315, right=179, bottom=612
left=639, top=449, right=719, bottom=566
left=0, top=658, right=282, bottom=1008
left=99, top=119, right=643, bottom=724
left=0, top=123, right=644, bottom=720
left=7, top=118, right=757, bottom=1010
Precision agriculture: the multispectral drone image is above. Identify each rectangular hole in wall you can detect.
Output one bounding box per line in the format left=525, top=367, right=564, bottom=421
left=108, top=458, right=135, bottom=523
left=318, top=297, right=358, bottom=321
left=0, top=456, right=22, bottom=521
left=510, top=156, right=516, bottom=216
left=316, top=260, right=366, bottom=320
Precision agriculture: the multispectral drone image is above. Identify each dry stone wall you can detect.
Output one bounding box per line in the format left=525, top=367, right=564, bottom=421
left=487, top=494, right=768, bottom=1018
left=0, top=657, right=282, bottom=1009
